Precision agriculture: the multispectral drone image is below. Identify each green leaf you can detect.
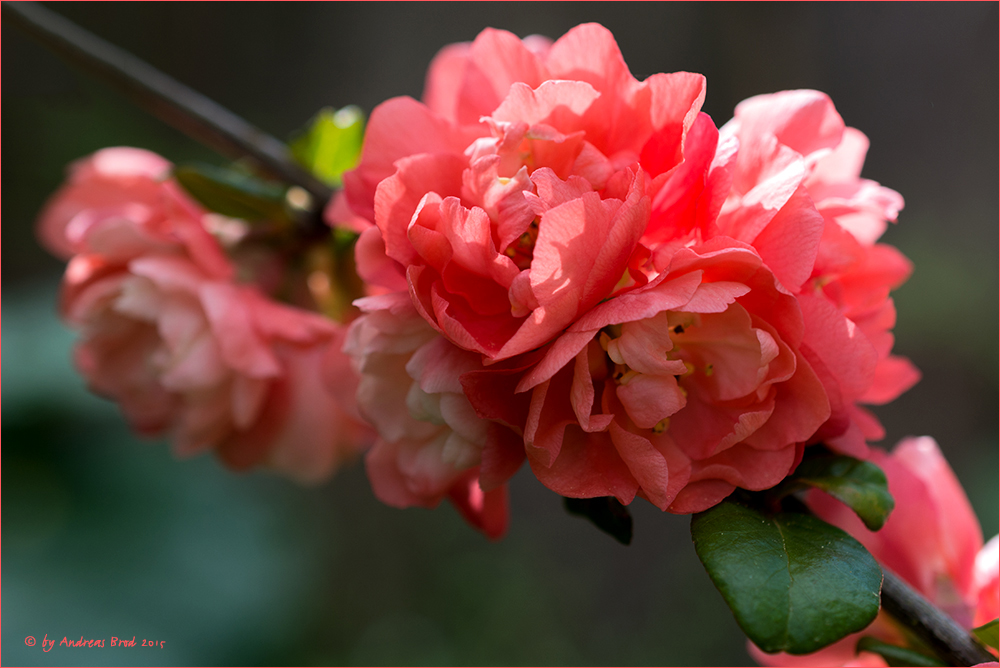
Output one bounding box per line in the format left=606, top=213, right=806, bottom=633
left=856, top=637, right=945, bottom=666
left=972, top=618, right=999, bottom=650
left=563, top=496, right=632, bottom=545
left=691, top=500, right=882, bottom=655
left=174, top=163, right=290, bottom=222
left=290, top=106, right=365, bottom=187
left=790, top=453, right=895, bottom=531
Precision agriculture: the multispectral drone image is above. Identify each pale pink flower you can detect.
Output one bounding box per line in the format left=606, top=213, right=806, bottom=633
left=343, top=23, right=707, bottom=360
left=753, top=436, right=996, bottom=666
left=38, top=147, right=170, bottom=258
left=717, top=91, right=919, bottom=458
left=42, top=148, right=371, bottom=481
left=344, top=291, right=508, bottom=538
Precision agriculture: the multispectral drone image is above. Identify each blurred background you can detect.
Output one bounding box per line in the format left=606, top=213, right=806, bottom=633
left=3, top=3, right=997, bottom=665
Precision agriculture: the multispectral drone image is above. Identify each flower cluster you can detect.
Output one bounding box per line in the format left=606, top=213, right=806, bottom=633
left=41, top=24, right=921, bottom=537
left=38, top=147, right=372, bottom=482
left=338, top=23, right=918, bottom=532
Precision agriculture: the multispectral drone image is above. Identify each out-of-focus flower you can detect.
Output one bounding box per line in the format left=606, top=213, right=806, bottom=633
left=975, top=536, right=1000, bottom=628
left=40, top=147, right=372, bottom=482
left=38, top=147, right=179, bottom=260
left=344, top=291, right=508, bottom=538
left=752, top=436, right=998, bottom=666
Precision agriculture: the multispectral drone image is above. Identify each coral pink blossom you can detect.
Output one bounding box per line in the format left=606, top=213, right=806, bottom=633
left=717, top=91, right=919, bottom=458
left=753, top=437, right=997, bottom=666
left=340, top=25, right=917, bottom=520
left=38, top=147, right=177, bottom=260
left=42, top=148, right=371, bottom=481
left=463, top=238, right=830, bottom=513
left=343, top=23, right=707, bottom=360
left=975, top=535, right=1000, bottom=628
left=344, top=292, right=508, bottom=538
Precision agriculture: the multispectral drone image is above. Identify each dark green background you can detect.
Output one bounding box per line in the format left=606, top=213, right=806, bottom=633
left=4, top=3, right=997, bottom=665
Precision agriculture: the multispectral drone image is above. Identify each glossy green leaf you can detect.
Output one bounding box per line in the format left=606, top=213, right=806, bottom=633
left=563, top=496, right=632, bottom=545
left=790, top=453, right=895, bottom=531
left=691, top=500, right=882, bottom=654
left=290, top=106, right=365, bottom=187
left=856, top=637, right=945, bottom=666
left=973, top=618, right=999, bottom=650
left=174, top=163, right=289, bottom=222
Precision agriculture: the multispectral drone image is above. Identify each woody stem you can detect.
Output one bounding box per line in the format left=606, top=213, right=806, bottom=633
left=879, top=567, right=994, bottom=666
left=2, top=1, right=333, bottom=208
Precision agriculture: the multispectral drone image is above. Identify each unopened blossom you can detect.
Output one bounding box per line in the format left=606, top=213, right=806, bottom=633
left=344, top=292, right=508, bottom=538
left=40, top=147, right=371, bottom=481
left=753, top=437, right=998, bottom=666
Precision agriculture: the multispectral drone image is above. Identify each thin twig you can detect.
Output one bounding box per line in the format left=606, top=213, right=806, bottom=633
left=3, top=1, right=333, bottom=208
left=880, top=567, right=995, bottom=666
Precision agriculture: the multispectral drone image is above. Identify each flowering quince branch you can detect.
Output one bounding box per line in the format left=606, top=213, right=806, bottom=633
left=16, top=8, right=999, bottom=666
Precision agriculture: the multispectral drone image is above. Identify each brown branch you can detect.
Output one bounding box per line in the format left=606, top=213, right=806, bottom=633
left=3, top=1, right=333, bottom=207
left=880, top=567, right=995, bottom=666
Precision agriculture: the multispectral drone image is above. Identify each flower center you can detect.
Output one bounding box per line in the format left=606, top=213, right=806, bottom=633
left=503, top=218, right=539, bottom=271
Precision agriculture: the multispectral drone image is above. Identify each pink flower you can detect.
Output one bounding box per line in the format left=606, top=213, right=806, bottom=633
left=717, top=91, right=919, bottom=458
left=753, top=436, right=997, bottom=666
left=343, top=23, right=707, bottom=360
left=344, top=292, right=508, bottom=538
left=463, top=238, right=830, bottom=513
left=975, top=535, right=1000, bottom=628
left=41, top=148, right=371, bottom=481
left=339, top=25, right=918, bottom=518
left=38, top=147, right=177, bottom=260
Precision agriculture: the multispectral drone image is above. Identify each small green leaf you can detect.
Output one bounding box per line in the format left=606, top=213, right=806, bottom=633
left=856, top=637, right=945, bottom=666
left=791, top=453, right=895, bottom=531
left=691, top=500, right=882, bottom=655
left=563, top=496, right=632, bottom=545
left=972, top=618, right=999, bottom=650
left=290, top=106, right=365, bottom=187
left=174, top=163, right=290, bottom=222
